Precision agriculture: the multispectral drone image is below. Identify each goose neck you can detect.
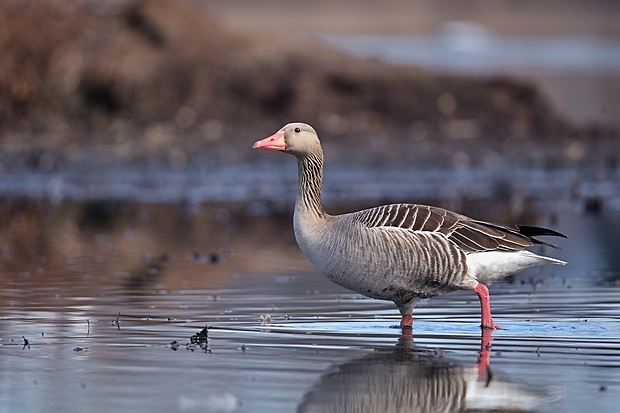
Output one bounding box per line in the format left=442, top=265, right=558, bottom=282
left=296, top=153, right=325, bottom=217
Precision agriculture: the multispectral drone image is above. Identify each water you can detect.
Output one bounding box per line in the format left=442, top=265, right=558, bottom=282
left=1, top=194, right=619, bottom=412
left=322, top=31, right=620, bottom=75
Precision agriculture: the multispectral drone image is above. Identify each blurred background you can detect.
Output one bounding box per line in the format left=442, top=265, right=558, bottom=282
left=1, top=0, right=620, bottom=281
left=2, top=0, right=619, bottom=284
left=2, top=2, right=620, bottom=412
left=0, top=0, right=618, bottom=176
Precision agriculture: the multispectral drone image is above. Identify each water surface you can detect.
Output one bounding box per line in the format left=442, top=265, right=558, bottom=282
left=1, top=196, right=619, bottom=412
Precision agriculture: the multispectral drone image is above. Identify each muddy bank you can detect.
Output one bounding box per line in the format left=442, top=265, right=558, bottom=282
left=0, top=0, right=617, bottom=174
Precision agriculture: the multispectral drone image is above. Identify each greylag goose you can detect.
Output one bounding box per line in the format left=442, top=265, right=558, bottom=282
left=298, top=338, right=561, bottom=412
left=253, top=123, right=566, bottom=329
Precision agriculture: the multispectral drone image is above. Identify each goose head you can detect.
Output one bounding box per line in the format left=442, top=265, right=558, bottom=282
left=253, top=123, right=321, bottom=158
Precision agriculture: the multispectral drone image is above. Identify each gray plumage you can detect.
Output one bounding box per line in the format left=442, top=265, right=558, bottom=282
left=254, top=122, right=566, bottom=328
left=297, top=341, right=562, bottom=412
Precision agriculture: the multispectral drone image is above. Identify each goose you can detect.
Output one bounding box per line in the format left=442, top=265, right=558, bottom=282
left=253, top=122, right=566, bottom=330
left=298, top=339, right=562, bottom=412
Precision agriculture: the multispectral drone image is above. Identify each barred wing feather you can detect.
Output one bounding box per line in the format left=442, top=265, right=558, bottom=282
left=351, top=204, right=564, bottom=254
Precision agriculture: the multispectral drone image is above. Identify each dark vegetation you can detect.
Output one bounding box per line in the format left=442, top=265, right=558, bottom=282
left=0, top=0, right=617, bottom=171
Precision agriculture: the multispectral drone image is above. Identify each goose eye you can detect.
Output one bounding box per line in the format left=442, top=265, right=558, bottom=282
left=294, top=127, right=301, bottom=133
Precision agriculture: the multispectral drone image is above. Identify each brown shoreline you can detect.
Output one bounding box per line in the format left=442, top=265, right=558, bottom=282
left=0, top=0, right=617, bottom=172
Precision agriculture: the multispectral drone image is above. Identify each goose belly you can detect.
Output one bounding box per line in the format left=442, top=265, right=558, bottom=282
left=298, top=225, right=470, bottom=302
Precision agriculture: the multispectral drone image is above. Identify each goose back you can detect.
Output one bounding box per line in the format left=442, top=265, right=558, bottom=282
left=350, top=203, right=562, bottom=253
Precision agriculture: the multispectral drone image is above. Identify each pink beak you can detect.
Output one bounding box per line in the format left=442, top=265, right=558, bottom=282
left=253, top=131, right=286, bottom=151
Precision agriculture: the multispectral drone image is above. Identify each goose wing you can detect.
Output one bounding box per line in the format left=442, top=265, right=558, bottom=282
left=350, top=204, right=565, bottom=254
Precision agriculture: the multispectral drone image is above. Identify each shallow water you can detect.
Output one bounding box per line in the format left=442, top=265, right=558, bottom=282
left=1, top=196, right=619, bottom=412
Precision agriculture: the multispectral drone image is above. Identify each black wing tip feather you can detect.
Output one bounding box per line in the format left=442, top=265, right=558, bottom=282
left=516, top=225, right=567, bottom=239
left=474, top=221, right=566, bottom=250
left=516, top=225, right=566, bottom=250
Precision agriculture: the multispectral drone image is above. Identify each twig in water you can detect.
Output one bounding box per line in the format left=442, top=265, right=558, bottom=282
left=113, top=313, right=121, bottom=330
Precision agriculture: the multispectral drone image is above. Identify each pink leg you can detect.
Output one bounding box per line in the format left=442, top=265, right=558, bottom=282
left=474, top=283, right=502, bottom=330
left=400, top=313, right=413, bottom=338
left=477, top=328, right=494, bottom=378
left=400, top=313, right=413, bottom=328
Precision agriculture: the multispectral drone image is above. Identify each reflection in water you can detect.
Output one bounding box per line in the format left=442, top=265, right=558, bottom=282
left=298, top=331, right=560, bottom=413
left=0, top=197, right=304, bottom=291
left=2, top=196, right=619, bottom=289
left=1, top=198, right=619, bottom=413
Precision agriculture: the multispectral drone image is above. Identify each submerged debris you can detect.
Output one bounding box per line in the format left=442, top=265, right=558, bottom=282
left=190, top=326, right=209, bottom=344
left=208, top=253, right=220, bottom=264
left=190, top=252, right=221, bottom=264
left=186, top=326, right=210, bottom=353
left=111, top=313, right=121, bottom=330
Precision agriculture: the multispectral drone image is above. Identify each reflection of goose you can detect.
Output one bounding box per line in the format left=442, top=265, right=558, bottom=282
left=254, top=123, right=566, bottom=330
left=297, top=334, right=560, bottom=413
